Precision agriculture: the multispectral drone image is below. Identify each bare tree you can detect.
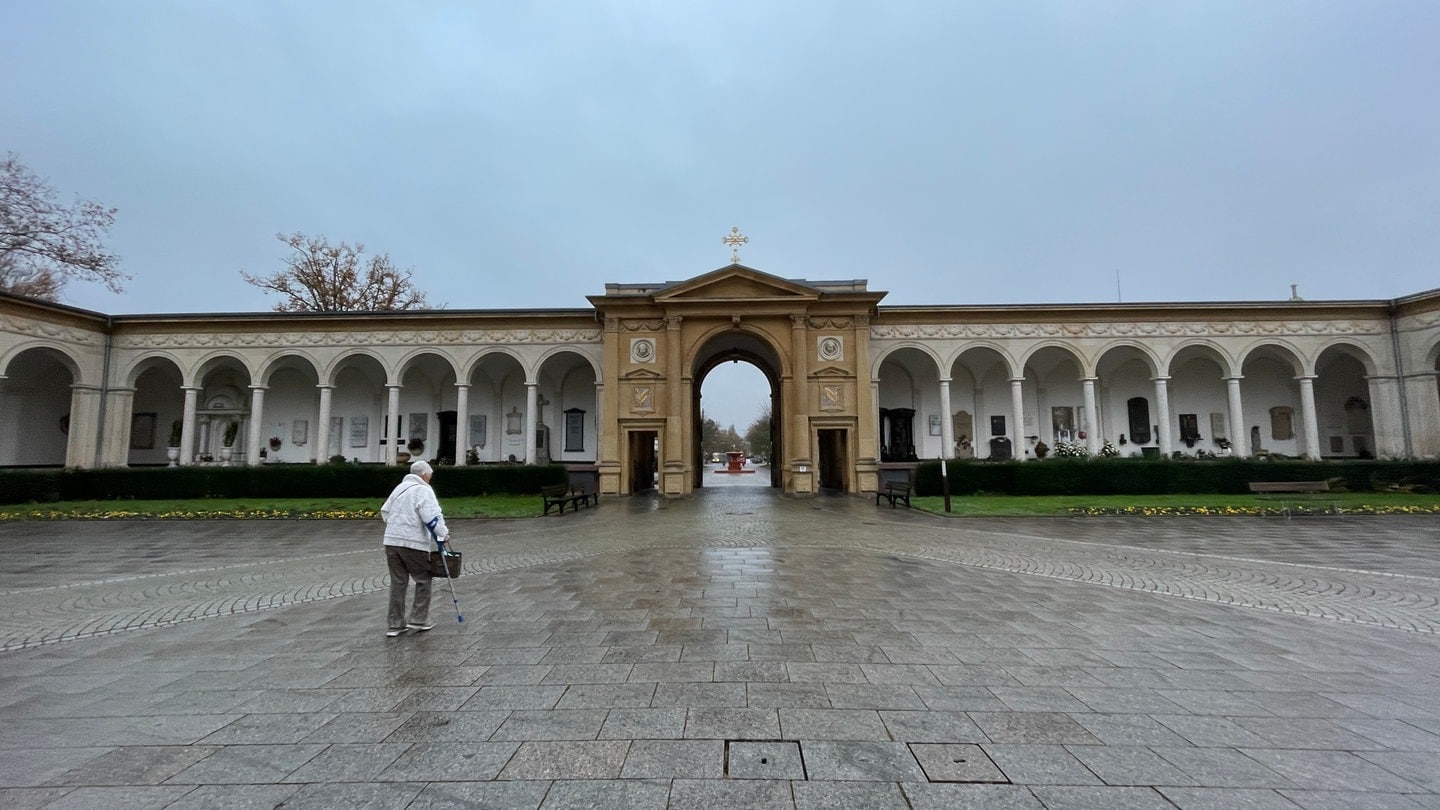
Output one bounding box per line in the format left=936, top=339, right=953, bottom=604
left=0, top=153, right=124, bottom=300
left=242, top=232, right=430, bottom=312
left=744, top=404, right=772, bottom=462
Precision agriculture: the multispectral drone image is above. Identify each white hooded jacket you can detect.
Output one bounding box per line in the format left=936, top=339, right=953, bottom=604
left=381, top=473, right=450, bottom=551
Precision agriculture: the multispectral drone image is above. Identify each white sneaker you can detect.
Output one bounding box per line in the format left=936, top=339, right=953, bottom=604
left=386, top=627, right=405, bottom=637
left=407, top=622, right=435, bottom=632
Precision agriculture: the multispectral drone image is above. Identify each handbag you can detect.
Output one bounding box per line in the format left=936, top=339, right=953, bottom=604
left=429, top=549, right=462, bottom=578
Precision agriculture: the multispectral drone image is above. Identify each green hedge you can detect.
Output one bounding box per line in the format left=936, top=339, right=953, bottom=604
left=912, top=458, right=1440, bottom=497
left=0, top=464, right=569, bottom=505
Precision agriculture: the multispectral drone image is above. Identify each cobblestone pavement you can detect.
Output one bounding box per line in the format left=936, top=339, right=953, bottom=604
left=2, top=485, right=1439, bottom=808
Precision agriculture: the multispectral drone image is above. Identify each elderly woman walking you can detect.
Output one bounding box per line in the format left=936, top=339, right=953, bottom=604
left=380, top=459, right=451, bottom=637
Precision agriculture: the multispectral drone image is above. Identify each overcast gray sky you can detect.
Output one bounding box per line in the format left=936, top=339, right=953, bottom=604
left=4, top=1, right=1438, bottom=431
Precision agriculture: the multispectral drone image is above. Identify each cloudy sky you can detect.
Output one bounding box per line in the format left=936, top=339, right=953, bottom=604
left=4, top=2, right=1438, bottom=430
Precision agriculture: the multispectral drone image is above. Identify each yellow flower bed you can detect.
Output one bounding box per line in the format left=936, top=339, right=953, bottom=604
left=0, top=508, right=380, bottom=521
left=1068, top=504, right=1440, bottom=516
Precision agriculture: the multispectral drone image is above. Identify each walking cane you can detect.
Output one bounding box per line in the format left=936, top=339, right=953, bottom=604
left=428, top=519, right=465, bottom=623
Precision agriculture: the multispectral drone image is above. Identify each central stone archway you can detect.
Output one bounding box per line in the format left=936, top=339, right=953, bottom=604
left=692, top=330, right=783, bottom=489
left=589, top=264, right=884, bottom=497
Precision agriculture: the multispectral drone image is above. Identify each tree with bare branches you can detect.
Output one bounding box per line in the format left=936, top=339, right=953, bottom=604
left=0, top=153, right=125, bottom=301
left=242, top=232, right=430, bottom=312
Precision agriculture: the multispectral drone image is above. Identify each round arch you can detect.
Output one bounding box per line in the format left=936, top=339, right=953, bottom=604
left=0, top=345, right=83, bottom=467
left=688, top=327, right=785, bottom=489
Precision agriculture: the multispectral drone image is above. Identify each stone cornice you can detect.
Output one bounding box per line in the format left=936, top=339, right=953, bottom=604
left=871, top=320, right=1387, bottom=340
left=114, top=328, right=603, bottom=350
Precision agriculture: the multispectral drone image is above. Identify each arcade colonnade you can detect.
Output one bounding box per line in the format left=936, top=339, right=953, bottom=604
left=2, top=266, right=1439, bottom=497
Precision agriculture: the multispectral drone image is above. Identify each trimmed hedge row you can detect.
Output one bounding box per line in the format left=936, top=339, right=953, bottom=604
left=912, top=458, right=1440, bottom=497
left=0, top=464, right=569, bottom=506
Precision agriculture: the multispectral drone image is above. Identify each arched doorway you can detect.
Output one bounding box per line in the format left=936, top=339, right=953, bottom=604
left=691, top=331, right=782, bottom=489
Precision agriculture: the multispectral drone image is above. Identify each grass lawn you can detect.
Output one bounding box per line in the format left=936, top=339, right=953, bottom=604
left=910, top=492, right=1440, bottom=517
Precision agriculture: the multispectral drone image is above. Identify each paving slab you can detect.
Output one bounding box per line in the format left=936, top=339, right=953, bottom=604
left=2, top=489, right=1439, bottom=806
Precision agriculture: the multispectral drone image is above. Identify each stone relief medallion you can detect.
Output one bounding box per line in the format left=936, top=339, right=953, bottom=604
left=817, top=336, right=843, bottom=362
left=631, top=386, right=654, bottom=413
left=631, top=338, right=656, bottom=364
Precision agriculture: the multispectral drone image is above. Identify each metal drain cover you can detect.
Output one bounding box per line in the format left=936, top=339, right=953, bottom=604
left=726, top=740, right=805, bottom=780
left=910, top=743, right=1008, bottom=783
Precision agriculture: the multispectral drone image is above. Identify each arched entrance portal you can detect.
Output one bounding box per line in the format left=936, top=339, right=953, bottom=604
left=692, top=331, right=782, bottom=489
left=590, top=265, right=884, bottom=497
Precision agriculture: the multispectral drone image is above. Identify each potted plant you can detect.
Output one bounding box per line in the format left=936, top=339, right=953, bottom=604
left=219, top=421, right=239, bottom=464
left=267, top=435, right=281, bottom=462
left=166, top=420, right=182, bottom=467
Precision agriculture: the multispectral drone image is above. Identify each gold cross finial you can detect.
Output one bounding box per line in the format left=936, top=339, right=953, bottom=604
left=722, top=226, right=748, bottom=264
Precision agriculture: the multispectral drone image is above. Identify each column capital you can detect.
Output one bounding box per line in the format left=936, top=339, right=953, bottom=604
left=1223, top=375, right=1245, bottom=382
left=247, top=384, right=268, bottom=391
left=453, top=382, right=470, bottom=390
left=1009, top=377, right=1025, bottom=385
left=315, top=383, right=334, bottom=391
left=938, top=377, right=952, bottom=385
left=1081, top=376, right=1099, bottom=384
left=1294, top=375, right=1318, bottom=383
left=1150, top=376, right=1171, bottom=384
left=664, top=315, right=683, bottom=330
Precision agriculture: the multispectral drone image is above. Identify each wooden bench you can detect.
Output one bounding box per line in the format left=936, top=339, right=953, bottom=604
left=570, top=484, right=599, bottom=510
left=1247, top=481, right=1330, bottom=494
left=1247, top=480, right=1337, bottom=516
left=541, top=484, right=573, bottom=516
left=876, top=480, right=912, bottom=508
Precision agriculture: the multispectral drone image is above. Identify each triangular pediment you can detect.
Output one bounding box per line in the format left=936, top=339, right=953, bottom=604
left=811, top=364, right=852, bottom=378
left=619, top=367, right=665, bottom=381
left=653, top=265, right=821, bottom=304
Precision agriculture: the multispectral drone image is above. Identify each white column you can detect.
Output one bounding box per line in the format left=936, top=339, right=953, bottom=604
left=938, top=378, right=953, bottom=459
left=387, top=385, right=401, bottom=463
left=1297, top=375, right=1321, bottom=460
left=871, top=379, right=882, bottom=457
left=1152, top=377, right=1172, bottom=456
left=1009, top=377, right=1025, bottom=462
left=65, top=385, right=104, bottom=469
left=247, top=386, right=266, bottom=465
left=1082, top=377, right=1100, bottom=456
left=525, top=381, right=538, bottom=465
left=180, top=387, right=200, bottom=466
left=1404, top=371, right=1440, bottom=458
left=1225, top=376, right=1247, bottom=457
left=455, top=383, right=470, bottom=464
left=100, top=387, right=136, bottom=467
left=316, top=385, right=333, bottom=463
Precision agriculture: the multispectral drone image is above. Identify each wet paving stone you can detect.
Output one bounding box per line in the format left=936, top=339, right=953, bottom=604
left=1, top=492, right=1438, bottom=804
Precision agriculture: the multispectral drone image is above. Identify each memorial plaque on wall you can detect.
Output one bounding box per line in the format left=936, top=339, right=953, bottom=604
left=564, top=408, right=585, bottom=452
left=990, top=415, right=1006, bottom=436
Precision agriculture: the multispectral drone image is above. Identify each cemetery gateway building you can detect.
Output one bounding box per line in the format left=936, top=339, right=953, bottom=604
left=2, top=263, right=1439, bottom=497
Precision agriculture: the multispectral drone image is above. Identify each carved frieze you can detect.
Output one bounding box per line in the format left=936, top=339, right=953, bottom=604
left=621, top=319, right=665, bottom=332
left=808, top=317, right=854, bottom=330
left=114, top=328, right=604, bottom=350
left=870, top=321, right=1386, bottom=340
left=0, top=315, right=102, bottom=345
